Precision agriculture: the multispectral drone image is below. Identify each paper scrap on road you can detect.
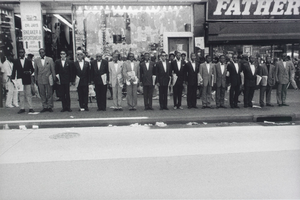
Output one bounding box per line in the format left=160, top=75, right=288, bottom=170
left=32, top=125, right=39, bottom=129
left=203, top=122, right=208, bottom=125
left=186, top=122, right=199, bottom=126
left=28, top=112, right=40, bottom=115
left=155, top=122, right=167, bottom=127
left=19, top=125, right=27, bottom=130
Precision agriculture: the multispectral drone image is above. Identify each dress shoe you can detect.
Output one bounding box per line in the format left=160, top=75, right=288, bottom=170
left=17, top=109, right=25, bottom=114
left=149, top=107, right=154, bottom=110
left=114, top=108, right=119, bottom=111
left=164, top=107, right=169, bottom=110
left=178, top=106, right=183, bottom=110
left=67, top=109, right=72, bottom=112
left=202, top=106, right=206, bottom=109
left=278, top=104, right=283, bottom=107
left=60, top=109, right=66, bottom=112
left=266, top=103, right=274, bottom=107
left=230, top=105, right=234, bottom=108
left=260, top=104, right=264, bottom=107
left=193, top=106, right=198, bottom=109
left=48, top=108, right=53, bottom=112
left=188, top=106, right=192, bottom=109
left=6, top=105, right=14, bottom=108
left=216, top=106, right=220, bottom=109
left=28, top=109, right=35, bottom=113
left=234, top=105, right=240, bottom=108
left=282, top=103, right=289, bottom=106
left=13, top=104, right=19, bottom=107
left=173, top=106, right=177, bottom=110
left=220, top=105, right=227, bottom=108
left=84, top=108, right=89, bottom=111
left=206, top=106, right=213, bottom=109
left=40, top=108, right=48, bottom=113
left=97, top=108, right=102, bottom=111
left=160, top=108, right=164, bottom=110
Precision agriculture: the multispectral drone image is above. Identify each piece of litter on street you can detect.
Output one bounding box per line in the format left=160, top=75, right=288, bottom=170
left=19, top=125, right=27, bottom=130
left=264, top=121, right=276, bottom=124
left=203, top=122, right=208, bottom=125
left=80, top=108, right=85, bottom=111
left=130, top=123, right=140, bottom=127
left=253, top=105, right=261, bottom=108
left=108, top=124, right=113, bottom=127
left=28, top=112, right=40, bottom=115
left=186, top=122, right=199, bottom=125
left=32, top=125, right=39, bottom=129
left=70, top=116, right=74, bottom=118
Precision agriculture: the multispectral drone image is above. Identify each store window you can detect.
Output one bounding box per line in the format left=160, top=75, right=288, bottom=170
left=73, top=5, right=191, bottom=59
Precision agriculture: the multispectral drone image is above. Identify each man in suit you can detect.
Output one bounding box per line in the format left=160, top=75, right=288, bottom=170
left=109, top=53, right=123, bottom=111
left=275, top=54, right=294, bottom=106
left=91, top=53, right=109, bottom=111
left=258, top=55, right=276, bottom=107
left=55, top=50, right=74, bottom=112
left=74, top=50, right=90, bottom=111
left=215, top=55, right=228, bottom=108
left=199, top=55, right=215, bottom=109
left=11, top=48, right=34, bottom=113
left=34, top=48, right=55, bottom=112
left=241, top=55, right=257, bottom=108
left=171, top=51, right=186, bottom=109
left=140, top=52, right=155, bottom=110
left=185, top=53, right=199, bottom=109
left=123, top=53, right=140, bottom=111
left=156, top=51, right=171, bottom=110
left=227, top=54, right=242, bottom=108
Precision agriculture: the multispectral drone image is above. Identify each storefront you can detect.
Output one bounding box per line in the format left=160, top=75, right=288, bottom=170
left=205, top=0, right=300, bottom=60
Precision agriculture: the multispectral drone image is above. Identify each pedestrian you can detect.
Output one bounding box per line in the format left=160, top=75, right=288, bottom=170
left=241, top=55, right=258, bottom=108
left=34, top=48, right=56, bottom=112
left=257, top=55, right=276, bottom=107
left=123, top=52, right=140, bottom=111
left=109, top=53, right=124, bottom=111
left=156, top=51, right=171, bottom=110
left=55, top=50, right=74, bottom=112
left=171, top=51, right=186, bottom=110
left=215, top=55, right=228, bottom=108
left=140, top=52, right=156, bottom=110
left=74, top=50, right=90, bottom=111
left=199, top=55, right=215, bottom=109
left=185, top=53, right=200, bottom=109
left=91, top=53, right=109, bottom=111
left=227, top=54, right=242, bottom=108
left=275, top=54, right=294, bottom=106
left=2, top=54, right=18, bottom=108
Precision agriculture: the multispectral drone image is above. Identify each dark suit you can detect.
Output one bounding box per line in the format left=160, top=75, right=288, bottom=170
left=156, top=60, right=171, bottom=109
left=74, top=60, right=90, bottom=110
left=171, top=59, right=186, bottom=108
left=140, top=61, right=155, bottom=109
left=242, top=61, right=257, bottom=107
left=227, top=61, right=242, bottom=107
left=185, top=61, right=199, bottom=108
left=11, top=58, right=34, bottom=109
left=55, top=59, right=74, bottom=111
left=91, top=59, right=109, bottom=110
left=215, top=62, right=227, bottom=107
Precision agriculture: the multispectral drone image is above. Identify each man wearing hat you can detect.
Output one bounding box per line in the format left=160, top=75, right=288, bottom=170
left=91, top=53, right=109, bottom=111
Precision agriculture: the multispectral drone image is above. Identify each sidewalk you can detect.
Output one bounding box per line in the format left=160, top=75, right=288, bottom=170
left=0, top=89, right=299, bottom=128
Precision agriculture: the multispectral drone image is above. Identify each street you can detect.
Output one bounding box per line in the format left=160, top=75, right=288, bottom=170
left=0, top=124, right=300, bottom=199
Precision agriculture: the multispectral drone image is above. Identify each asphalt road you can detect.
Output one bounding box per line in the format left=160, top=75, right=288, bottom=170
left=0, top=125, right=300, bottom=199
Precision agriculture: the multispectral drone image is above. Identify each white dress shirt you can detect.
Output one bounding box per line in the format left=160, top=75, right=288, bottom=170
left=145, top=62, right=149, bottom=70
left=41, top=57, right=45, bottom=66
left=114, top=62, right=118, bottom=72
left=177, top=59, right=181, bottom=71
left=130, top=62, right=134, bottom=71
left=79, top=61, right=84, bottom=70
left=250, top=63, right=255, bottom=75
left=20, top=59, right=25, bottom=68
left=97, top=61, right=102, bottom=70
left=206, top=63, right=210, bottom=73
left=191, top=62, right=195, bottom=71
left=220, top=64, right=225, bottom=74
left=283, top=61, right=286, bottom=68
left=61, top=60, right=65, bottom=67
left=162, top=61, right=166, bottom=72
left=234, top=62, right=239, bottom=73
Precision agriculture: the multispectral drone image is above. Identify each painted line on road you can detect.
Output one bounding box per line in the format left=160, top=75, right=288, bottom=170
left=0, top=117, right=149, bottom=124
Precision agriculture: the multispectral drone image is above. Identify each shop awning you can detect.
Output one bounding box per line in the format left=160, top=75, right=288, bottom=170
left=207, top=21, right=300, bottom=42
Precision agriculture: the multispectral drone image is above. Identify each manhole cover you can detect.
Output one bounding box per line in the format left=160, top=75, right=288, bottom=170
left=49, top=132, right=80, bottom=139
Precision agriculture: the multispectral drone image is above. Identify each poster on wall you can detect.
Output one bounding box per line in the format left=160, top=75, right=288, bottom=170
left=243, top=45, right=252, bottom=56
left=195, top=37, right=204, bottom=49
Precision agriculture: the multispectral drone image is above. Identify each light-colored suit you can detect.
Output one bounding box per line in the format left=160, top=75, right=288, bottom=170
left=258, top=63, right=276, bottom=106
left=34, top=56, right=55, bottom=109
left=109, top=61, right=123, bottom=108
left=199, top=62, right=215, bottom=106
left=122, top=60, right=140, bottom=108
left=275, top=60, right=293, bottom=105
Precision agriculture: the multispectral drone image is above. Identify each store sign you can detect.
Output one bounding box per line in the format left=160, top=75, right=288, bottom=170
left=208, top=0, right=300, bottom=20
left=22, top=20, right=43, bottom=56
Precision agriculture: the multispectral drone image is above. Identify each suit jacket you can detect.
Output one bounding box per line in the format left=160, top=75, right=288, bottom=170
left=109, top=61, right=123, bottom=87
left=275, top=60, right=293, bottom=84
left=199, top=62, right=215, bottom=87
left=11, top=58, right=34, bottom=85
left=227, top=61, right=242, bottom=86
left=171, top=59, right=186, bottom=85
left=91, top=59, right=109, bottom=85
left=140, top=61, right=155, bottom=86
left=122, top=60, right=140, bottom=84
left=242, top=61, right=258, bottom=87
left=215, top=62, right=227, bottom=88
left=55, top=59, right=74, bottom=84
left=74, top=60, right=90, bottom=86
left=185, top=61, right=199, bottom=86
left=156, top=60, right=171, bottom=86
left=258, top=63, right=276, bottom=86
left=34, top=56, right=55, bottom=85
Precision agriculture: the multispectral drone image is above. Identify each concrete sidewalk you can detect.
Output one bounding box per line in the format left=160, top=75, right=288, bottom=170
left=0, top=89, right=299, bottom=128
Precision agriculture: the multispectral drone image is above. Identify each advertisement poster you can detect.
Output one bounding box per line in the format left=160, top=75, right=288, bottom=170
left=195, top=37, right=205, bottom=49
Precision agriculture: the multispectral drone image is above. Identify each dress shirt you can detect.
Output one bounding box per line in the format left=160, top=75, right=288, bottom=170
left=250, top=63, right=255, bottom=75
left=206, top=63, right=210, bottom=73
left=79, top=61, right=84, bottom=70
left=97, top=60, right=102, bottom=70
left=162, top=61, right=166, bottom=72
left=41, top=57, right=45, bottom=66
left=234, top=62, right=239, bottom=73
left=145, top=62, right=149, bottom=70
left=191, top=61, right=195, bottom=71
left=20, top=59, right=25, bottom=68
left=114, top=62, right=118, bottom=72
left=283, top=61, right=286, bottom=68
left=220, top=64, right=225, bottom=74
left=176, top=59, right=181, bottom=71
left=61, top=60, right=65, bottom=67
left=130, top=62, right=134, bottom=71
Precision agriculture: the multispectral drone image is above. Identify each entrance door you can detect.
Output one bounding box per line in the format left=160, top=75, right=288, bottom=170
left=168, top=37, right=189, bottom=59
